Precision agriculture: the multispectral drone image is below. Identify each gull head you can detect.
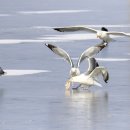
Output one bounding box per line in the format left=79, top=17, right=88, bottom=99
left=97, top=27, right=108, bottom=39
left=101, top=27, right=108, bottom=32
left=69, top=67, right=80, bottom=78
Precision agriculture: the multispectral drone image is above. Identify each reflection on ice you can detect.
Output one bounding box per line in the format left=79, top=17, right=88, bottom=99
left=39, top=34, right=96, bottom=40
left=0, top=39, right=48, bottom=44
left=0, top=14, right=11, bottom=17
left=18, top=10, right=93, bottom=15
left=65, top=89, right=108, bottom=99
left=65, top=90, right=108, bottom=129
left=3, top=69, right=50, bottom=76
left=0, top=38, right=76, bottom=44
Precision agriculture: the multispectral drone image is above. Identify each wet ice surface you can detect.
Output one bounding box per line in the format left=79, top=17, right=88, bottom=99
left=3, top=70, right=50, bottom=76
left=0, top=0, right=130, bottom=130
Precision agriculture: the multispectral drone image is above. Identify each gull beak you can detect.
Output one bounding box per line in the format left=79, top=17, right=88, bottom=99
left=65, top=80, right=71, bottom=90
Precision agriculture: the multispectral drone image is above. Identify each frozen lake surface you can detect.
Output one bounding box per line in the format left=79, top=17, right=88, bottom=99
left=0, top=0, right=130, bottom=130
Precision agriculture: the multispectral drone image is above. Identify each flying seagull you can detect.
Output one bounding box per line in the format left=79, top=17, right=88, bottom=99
left=65, top=66, right=109, bottom=90
left=45, top=43, right=106, bottom=78
left=53, top=25, right=130, bottom=43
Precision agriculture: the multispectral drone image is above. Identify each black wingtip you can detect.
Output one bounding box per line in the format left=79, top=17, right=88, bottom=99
left=45, top=43, right=56, bottom=50
left=96, top=62, right=99, bottom=67
left=104, top=77, right=108, bottom=83
left=105, top=80, right=108, bottom=83
left=92, top=58, right=99, bottom=67
left=105, top=72, right=109, bottom=83
left=0, top=67, right=5, bottom=76
left=101, top=27, right=108, bottom=32
left=54, top=28, right=62, bottom=32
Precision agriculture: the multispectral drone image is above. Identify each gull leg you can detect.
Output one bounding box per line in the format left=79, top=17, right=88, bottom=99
left=93, top=80, right=103, bottom=87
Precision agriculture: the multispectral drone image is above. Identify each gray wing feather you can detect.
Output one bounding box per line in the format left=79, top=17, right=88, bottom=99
left=107, top=31, right=130, bottom=37
left=86, top=58, right=99, bottom=75
left=89, top=67, right=109, bottom=83
left=54, top=26, right=97, bottom=33
left=76, top=46, right=101, bottom=67
left=76, top=51, right=88, bottom=67
left=45, top=43, right=74, bottom=67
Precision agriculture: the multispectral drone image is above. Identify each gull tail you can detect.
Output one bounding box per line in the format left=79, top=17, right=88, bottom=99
left=93, top=80, right=103, bottom=87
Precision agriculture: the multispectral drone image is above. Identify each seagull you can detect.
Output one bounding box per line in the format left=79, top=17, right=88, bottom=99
left=45, top=43, right=106, bottom=78
left=54, top=26, right=130, bottom=43
left=65, top=66, right=109, bottom=90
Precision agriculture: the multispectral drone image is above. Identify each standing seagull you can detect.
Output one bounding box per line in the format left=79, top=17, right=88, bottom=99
left=45, top=43, right=106, bottom=78
left=65, top=66, right=109, bottom=90
left=53, top=26, right=130, bottom=43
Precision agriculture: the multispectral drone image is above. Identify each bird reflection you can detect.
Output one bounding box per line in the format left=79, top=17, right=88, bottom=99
left=0, top=88, right=4, bottom=103
left=65, top=89, right=108, bottom=129
left=0, top=88, right=4, bottom=112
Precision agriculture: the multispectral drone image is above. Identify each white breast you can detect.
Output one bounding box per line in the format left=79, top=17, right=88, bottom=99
left=97, top=31, right=110, bottom=42
left=69, top=67, right=80, bottom=77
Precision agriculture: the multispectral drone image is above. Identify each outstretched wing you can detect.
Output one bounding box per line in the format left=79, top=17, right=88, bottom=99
left=76, top=46, right=102, bottom=67
left=107, top=31, right=130, bottom=37
left=76, top=50, right=89, bottom=67
left=45, top=43, right=74, bottom=67
left=88, top=66, right=109, bottom=83
left=53, top=25, right=97, bottom=33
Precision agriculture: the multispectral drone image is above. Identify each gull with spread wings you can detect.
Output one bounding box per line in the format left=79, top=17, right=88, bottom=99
left=54, top=26, right=130, bottom=43
left=45, top=43, right=106, bottom=78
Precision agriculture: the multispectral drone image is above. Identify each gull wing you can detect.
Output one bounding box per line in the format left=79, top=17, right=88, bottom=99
left=107, top=31, right=130, bottom=37
left=54, top=25, right=97, bottom=33
left=86, top=58, right=99, bottom=75
left=45, top=43, right=74, bottom=67
left=88, top=66, right=109, bottom=83
left=76, top=46, right=101, bottom=67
